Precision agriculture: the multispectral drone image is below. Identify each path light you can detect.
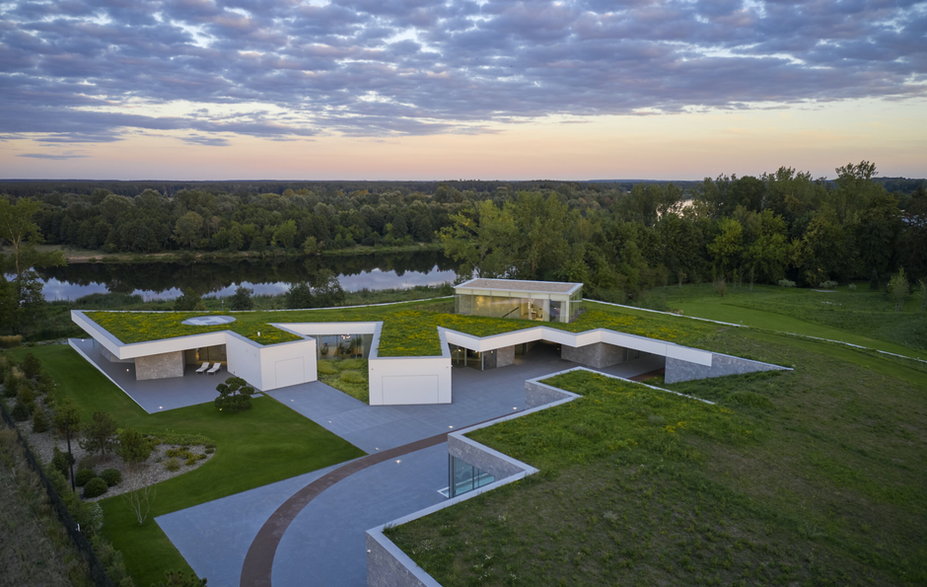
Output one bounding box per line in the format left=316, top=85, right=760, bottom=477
left=395, top=459, right=402, bottom=464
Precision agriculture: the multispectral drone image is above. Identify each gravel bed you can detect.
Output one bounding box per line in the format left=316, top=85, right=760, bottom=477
left=3, top=398, right=214, bottom=502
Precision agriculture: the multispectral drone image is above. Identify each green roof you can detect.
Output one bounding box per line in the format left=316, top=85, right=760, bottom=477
left=83, top=299, right=720, bottom=357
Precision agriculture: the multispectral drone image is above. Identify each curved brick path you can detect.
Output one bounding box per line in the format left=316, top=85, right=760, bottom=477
left=239, top=431, right=449, bottom=586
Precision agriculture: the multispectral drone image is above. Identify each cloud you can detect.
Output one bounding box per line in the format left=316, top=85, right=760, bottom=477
left=1, top=0, right=924, bottom=144
left=18, top=152, right=89, bottom=159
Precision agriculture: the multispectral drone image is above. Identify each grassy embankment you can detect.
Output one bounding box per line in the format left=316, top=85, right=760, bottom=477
left=27, top=242, right=442, bottom=264
left=4, top=344, right=364, bottom=585
left=386, top=286, right=927, bottom=585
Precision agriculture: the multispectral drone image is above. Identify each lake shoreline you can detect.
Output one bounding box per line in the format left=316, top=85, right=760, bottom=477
left=26, top=242, right=443, bottom=265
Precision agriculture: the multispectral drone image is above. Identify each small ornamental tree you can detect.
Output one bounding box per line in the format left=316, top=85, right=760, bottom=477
left=215, top=376, right=255, bottom=413
left=117, top=428, right=153, bottom=465
left=80, top=411, right=118, bottom=456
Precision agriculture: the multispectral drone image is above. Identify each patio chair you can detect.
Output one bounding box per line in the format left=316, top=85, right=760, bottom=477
left=195, top=362, right=210, bottom=374
left=206, top=362, right=222, bottom=375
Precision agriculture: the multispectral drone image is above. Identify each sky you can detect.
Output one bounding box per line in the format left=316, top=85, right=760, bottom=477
left=2, top=0, right=926, bottom=181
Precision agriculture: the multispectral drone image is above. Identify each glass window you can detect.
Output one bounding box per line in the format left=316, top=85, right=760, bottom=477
left=449, top=456, right=495, bottom=497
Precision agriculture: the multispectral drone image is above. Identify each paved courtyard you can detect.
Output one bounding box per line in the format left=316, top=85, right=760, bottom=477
left=70, top=338, right=230, bottom=413
left=136, top=345, right=660, bottom=586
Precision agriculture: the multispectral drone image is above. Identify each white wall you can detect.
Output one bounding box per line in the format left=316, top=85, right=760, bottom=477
left=368, top=356, right=452, bottom=405
left=227, top=334, right=317, bottom=392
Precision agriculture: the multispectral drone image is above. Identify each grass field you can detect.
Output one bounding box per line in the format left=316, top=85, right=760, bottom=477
left=387, top=287, right=927, bottom=585
left=5, top=344, right=364, bottom=584
left=637, top=283, right=927, bottom=359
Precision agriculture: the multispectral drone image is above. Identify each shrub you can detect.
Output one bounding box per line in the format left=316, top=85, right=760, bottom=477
left=75, top=468, right=96, bottom=487
left=83, top=477, right=109, bottom=499
left=215, top=376, right=255, bottom=413
left=316, top=361, right=338, bottom=375
left=11, top=401, right=31, bottom=421
left=229, top=286, right=254, bottom=311
left=777, top=279, right=796, bottom=288
left=51, top=447, right=73, bottom=477
left=21, top=352, right=41, bottom=379
left=888, top=268, right=910, bottom=311
left=164, top=457, right=181, bottom=472
left=339, top=370, right=366, bottom=384
left=0, top=334, right=23, bottom=348
left=3, top=372, right=20, bottom=397
left=80, top=411, right=118, bottom=456
left=32, top=408, right=49, bottom=433
left=339, top=358, right=366, bottom=370
left=819, top=280, right=838, bottom=289
left=184, top=454, right=206, bottom=466
left=16, top=382, right=36, bottom=407
left=101, top=468, right=123, bottom=487
left=37, top=373, right=56, bottom=396
left=117, top=428, right=154, bottom=465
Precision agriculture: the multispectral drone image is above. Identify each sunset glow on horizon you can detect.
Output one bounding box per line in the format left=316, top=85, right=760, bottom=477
left=2, top=1, right=925, bottom=181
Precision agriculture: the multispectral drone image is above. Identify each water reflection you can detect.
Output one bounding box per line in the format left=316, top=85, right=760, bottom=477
left=35, top=250, right=458, bottom=301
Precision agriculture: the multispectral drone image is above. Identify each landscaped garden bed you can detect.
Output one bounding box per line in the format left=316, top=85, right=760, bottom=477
left=1, top=344, right=365, bottom=584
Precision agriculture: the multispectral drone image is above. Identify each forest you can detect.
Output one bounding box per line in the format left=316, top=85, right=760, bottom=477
left=1, top=162, right=925, bottom=333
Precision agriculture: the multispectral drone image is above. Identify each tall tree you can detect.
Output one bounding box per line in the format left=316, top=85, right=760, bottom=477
left=0, top=197, right=65, bottom=334
left=439, top=199, right=517, bottom=278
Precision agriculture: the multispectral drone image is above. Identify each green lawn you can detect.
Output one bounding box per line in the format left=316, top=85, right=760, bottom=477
left=638, top=283, right=927, bottom=359
left=7, top=345, right=364, bottom=585
left=386, top=299, right=927, bottom=585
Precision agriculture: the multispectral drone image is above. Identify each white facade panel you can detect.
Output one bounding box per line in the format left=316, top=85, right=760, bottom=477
left=369, top=356, right=452, bottom=405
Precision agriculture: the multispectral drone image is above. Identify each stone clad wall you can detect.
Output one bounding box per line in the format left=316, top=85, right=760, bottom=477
left=496, top=345, right=515, bottom=367
left=665, top=352, right=790, bottom=383
left=134, top=351, right=184, bottom=380
left=447, top=435, right=525, bottom=480
left=560, top=342, right=626, bottom=368
left=366, top=533, right=437, bottom=587
left=524, top=378, right=573, bottom=408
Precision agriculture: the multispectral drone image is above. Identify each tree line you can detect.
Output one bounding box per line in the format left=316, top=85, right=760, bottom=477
left=2, top=164, right=925, bottom=310
left=437, top=163, right=926, bottom=301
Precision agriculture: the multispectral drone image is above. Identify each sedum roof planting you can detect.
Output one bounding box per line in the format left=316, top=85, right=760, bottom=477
left=82, top=299, right=719, bottom=357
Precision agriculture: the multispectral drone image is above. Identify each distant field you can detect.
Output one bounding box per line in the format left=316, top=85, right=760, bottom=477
left=636, top=283, right=927, bottom=359
left=388, top=285, right=927, bottom=585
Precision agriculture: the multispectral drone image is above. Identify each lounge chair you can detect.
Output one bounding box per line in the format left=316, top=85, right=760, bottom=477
left=195, top=362, right=210, bottom=374
left=206, top=362, right=222, bottom=375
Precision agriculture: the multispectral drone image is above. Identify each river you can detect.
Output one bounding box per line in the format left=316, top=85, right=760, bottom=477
left=34, top=250, right=458, bottom=301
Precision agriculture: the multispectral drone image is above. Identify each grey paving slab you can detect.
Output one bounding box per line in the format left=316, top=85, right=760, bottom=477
left=156, top=460, right=351, bottom=587
left=70, top=338, right=224, bottom=413
left=272, top=444, right=448, bottom=587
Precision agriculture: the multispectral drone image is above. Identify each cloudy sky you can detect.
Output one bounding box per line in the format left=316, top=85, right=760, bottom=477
left=2, top=0, right=925, bottom=180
